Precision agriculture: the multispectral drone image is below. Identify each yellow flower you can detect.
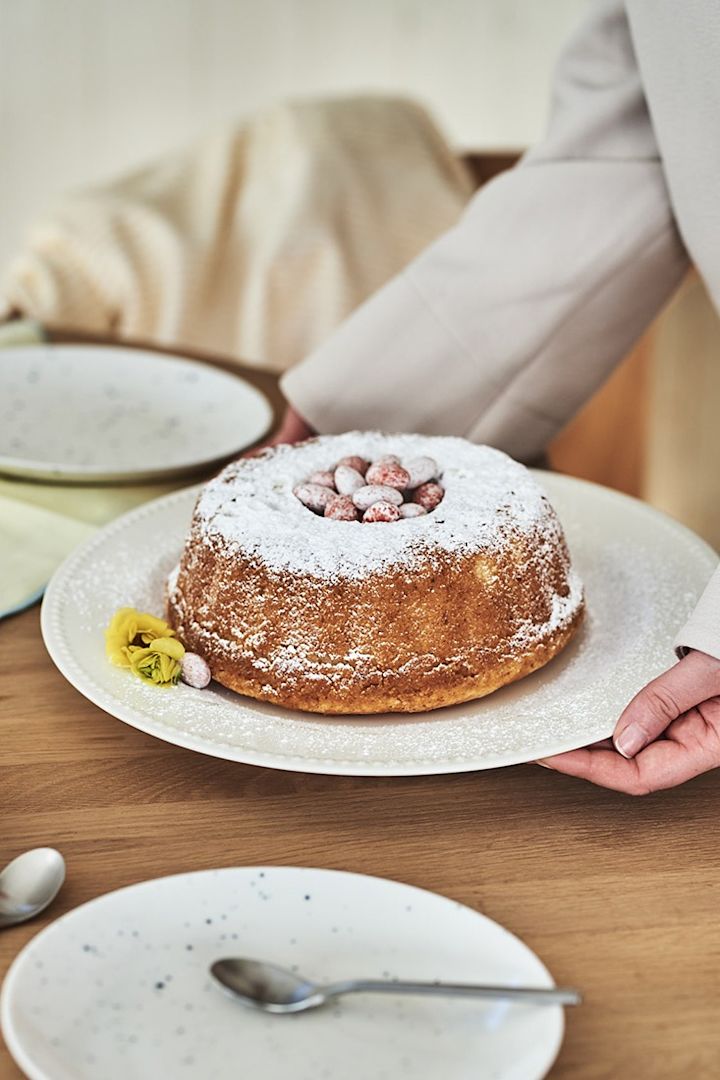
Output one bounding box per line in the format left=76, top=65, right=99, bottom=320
left=105, top=607, right=179, bottom=669
left=127, top=637, right=185, bottom=686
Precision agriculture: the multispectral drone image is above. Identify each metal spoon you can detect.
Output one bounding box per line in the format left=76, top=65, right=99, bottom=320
left=210, top=957, right=581, bottom=1014
left=0, top=848, right=65, bottom=929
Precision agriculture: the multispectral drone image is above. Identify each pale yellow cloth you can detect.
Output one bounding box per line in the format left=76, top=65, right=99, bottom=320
left=0, top=495, right=94, bottom=616
left=0, top=96, right=473, bottom=372
left=0, top=317, right=45, bottom=348
left=0, top=474, right=185, bottom=619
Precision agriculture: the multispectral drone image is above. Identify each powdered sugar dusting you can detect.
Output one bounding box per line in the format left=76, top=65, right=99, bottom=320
left=173, top=435, right=584, bottom=705
left=194, top=433, right=555, bottom=579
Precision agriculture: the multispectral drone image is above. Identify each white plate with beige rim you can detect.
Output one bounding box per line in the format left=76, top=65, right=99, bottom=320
left=0, top=345, right=272, bottom=482
left=39, top=471, right=718, bottom=775
left=1, top=866, right=568, bottom=1080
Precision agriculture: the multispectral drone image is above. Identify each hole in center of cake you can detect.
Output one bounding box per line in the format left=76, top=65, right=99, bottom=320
left=293, top=453, right=444, bottom=522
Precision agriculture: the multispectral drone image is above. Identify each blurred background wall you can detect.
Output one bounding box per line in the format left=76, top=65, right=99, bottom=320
left=0, top=0, right=586, bottom=269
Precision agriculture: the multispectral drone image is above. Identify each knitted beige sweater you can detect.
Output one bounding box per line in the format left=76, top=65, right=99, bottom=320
left=0, top=96, right=473, bottom=372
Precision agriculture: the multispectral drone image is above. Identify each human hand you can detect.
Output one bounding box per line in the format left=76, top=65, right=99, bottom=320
left=537, top=649, right=720, bottom=794
left=249, top=404, right=315, bottom=455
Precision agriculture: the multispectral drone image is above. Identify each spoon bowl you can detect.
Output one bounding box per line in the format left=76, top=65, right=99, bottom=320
left=212, top=958, right=324, bottom=1013
left=0, top=848, right=65, bottom=929
left=210, top=957, right=582, bottom=1014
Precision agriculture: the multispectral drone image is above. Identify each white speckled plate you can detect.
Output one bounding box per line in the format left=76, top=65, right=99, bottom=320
left=0, top=345, right=272, bottom=482
left=40, top=472, right=717, bottom=775
left=1, top=866, right=567, bottom=1080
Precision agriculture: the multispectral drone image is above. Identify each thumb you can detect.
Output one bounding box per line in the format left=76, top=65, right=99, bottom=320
left=614, top=649, right=720, bottom=758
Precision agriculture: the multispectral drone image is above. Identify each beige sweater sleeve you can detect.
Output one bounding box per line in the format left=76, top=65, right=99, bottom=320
left=282, top=0, right=720, bottom=656
left=281, top=0, right=689, bottom=462
left=675, top=565, right=720, bottom=660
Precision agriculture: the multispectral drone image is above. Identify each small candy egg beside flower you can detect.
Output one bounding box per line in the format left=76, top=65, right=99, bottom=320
left=181, top=652, right=212, bottom=689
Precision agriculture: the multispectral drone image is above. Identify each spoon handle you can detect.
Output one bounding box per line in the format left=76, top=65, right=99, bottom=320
left=323, top=979, right=581, bottom=1006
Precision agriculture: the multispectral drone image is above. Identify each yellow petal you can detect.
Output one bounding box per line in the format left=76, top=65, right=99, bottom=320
left=104, top=607, right=143, bottom=666
left=136, top=611, right=175, bottom=643
left=127, top=646, right=152, bottom=670
left=149, top=637, right=185, bottom=660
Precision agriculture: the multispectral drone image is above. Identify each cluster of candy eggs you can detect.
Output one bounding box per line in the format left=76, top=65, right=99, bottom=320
left=293, top=454, right=443, bottom=523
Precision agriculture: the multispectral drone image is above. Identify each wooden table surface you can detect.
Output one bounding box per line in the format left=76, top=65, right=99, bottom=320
left=2, top=333, right=720, bottom=1078
left=2, top=604, right=720, bottom=1078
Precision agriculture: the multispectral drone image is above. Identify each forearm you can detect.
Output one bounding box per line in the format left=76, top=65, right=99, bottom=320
left=282, top=0, right=690, bottom=460
left=284, top=159, right=686, bottom=461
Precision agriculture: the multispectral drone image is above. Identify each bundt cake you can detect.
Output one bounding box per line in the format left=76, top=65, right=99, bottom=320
left=167, top=433, right=584, bottom=714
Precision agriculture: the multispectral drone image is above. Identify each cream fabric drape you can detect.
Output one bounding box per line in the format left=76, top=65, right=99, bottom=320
left=0, top=96, right=473, bottom=371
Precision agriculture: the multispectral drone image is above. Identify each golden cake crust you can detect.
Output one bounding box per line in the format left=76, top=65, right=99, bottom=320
left=167, top=434, right=584, bottom=714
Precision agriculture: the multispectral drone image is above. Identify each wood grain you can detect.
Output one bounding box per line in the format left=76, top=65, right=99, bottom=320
left=645, top=274, right=720, bottom=549
left=548, top=335, right=651, bottom=498
left=2, top=606, right=720, bottom=1078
